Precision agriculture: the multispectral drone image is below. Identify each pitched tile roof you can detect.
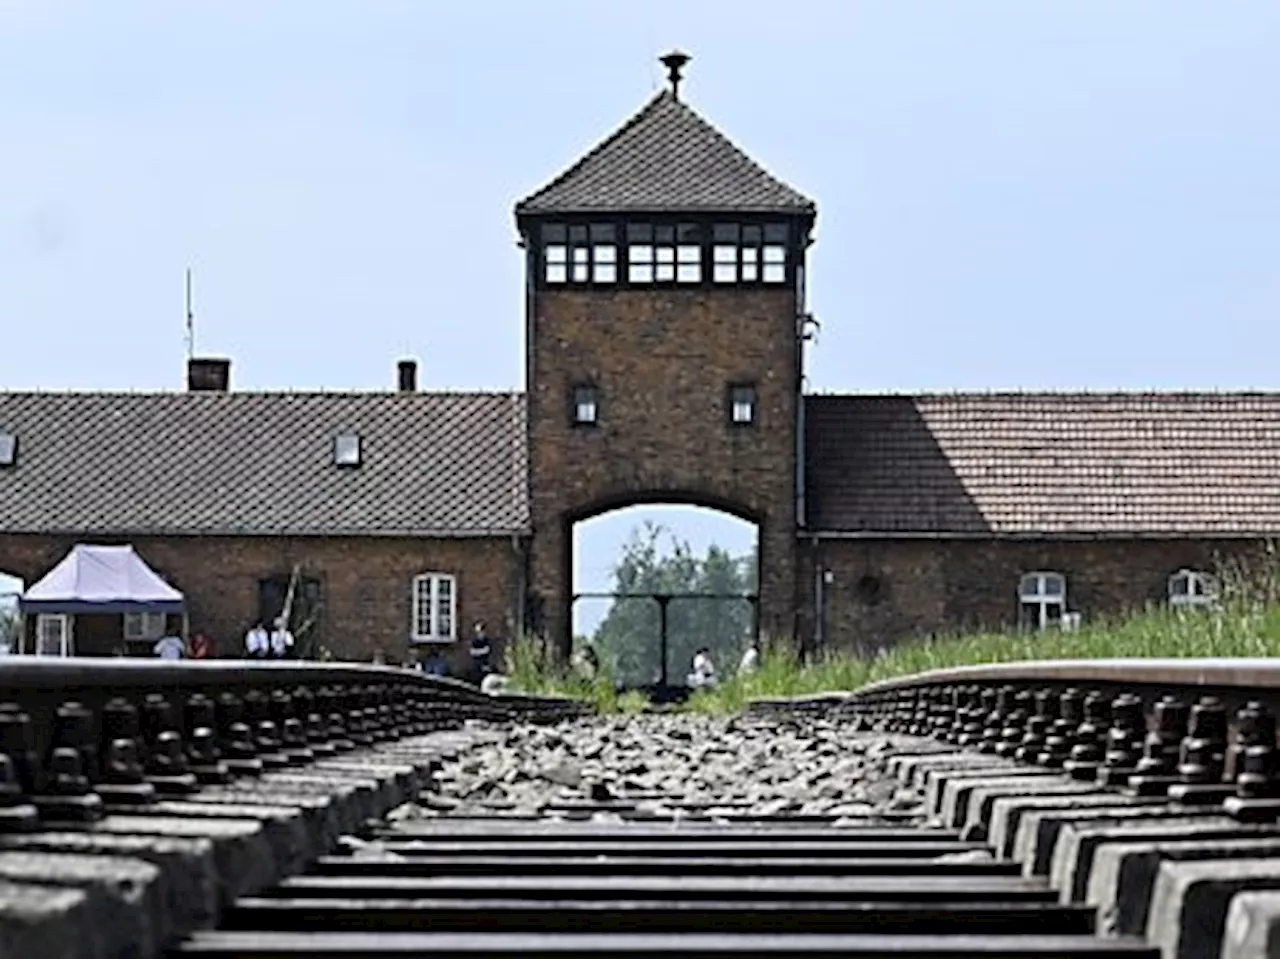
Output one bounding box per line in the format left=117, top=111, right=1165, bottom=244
left=0, top=392, right=528, bottom=537
left=516, top=91, right=815, bottom=216
left=805, top=393, right=1280, bottom=536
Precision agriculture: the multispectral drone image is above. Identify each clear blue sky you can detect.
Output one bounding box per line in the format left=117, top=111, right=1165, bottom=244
left=2, top=2, right=1277, bottom=632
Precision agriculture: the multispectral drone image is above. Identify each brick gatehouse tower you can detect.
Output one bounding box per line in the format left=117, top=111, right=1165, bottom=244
left=516, top=53, right=817, bottom=659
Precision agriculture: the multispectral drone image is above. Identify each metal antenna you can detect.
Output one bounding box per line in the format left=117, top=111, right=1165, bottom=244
left=185, top=268, right=195, bottom=360
left=659, top=50, right=691, bottom=99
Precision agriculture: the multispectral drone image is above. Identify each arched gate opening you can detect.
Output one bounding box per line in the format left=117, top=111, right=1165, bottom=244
left=572, top=502, right=759, bottom=695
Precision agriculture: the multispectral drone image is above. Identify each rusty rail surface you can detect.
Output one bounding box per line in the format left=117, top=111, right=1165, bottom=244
left=0, top=658, right=587, bottom=828
left=751, top=658, right=1280, bottom=821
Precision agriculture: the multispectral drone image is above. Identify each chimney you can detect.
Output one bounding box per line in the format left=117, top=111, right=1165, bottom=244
left=187, top=357, right=231, bottom=392
left=397, top=359, right=417, bottom=393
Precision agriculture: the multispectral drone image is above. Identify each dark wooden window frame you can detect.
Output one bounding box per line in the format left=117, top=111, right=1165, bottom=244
left=542, top=223, right=619, bottom=286
left=727, top=382, right=758, bottom=427
left=570, top=382, right=600, bottom=428
left=533, top=216, right=797, bottom=291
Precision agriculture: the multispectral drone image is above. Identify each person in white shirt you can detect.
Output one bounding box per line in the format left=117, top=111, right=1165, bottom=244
left=269, top=618, right=295, bottom=658
left=687, top=648, right=717, bottom=688
left=738, top=643, right=760, bottom=676
left=153, top=634, right=186, bottom=660
left=244, top=621, right=270, bottom=658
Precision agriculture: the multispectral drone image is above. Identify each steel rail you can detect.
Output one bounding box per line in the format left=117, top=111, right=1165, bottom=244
left=850, top=658, right=1280, bottom=697
left=745, top=657, right=1280, bottom=828
left=0, top=657, right=587, bottom=830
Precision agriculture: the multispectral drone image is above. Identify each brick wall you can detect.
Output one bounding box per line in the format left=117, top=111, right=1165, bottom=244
left=0, top=533, right=522, bottom=673
left=802, top=537, right=1272, bottom=654
left=526, top=286, right=800, bottom=656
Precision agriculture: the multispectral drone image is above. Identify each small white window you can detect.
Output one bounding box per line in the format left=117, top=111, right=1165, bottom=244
left=1018, top=571, right=1067, bottom=631
left=740, top=246, right=759, bottom=282
left=545, top=244, right=567, bottom=284
left=592, top=245, right=617, bottom=283
left=628, top=245, right=654, bottom=283
left=762, top=244, right=787, bottom=283
left=713, top=245, right=738, bottom=283
left=571, top=246, right=590, bottom=283
left=729, top=384, right=757, bottom=425
left=1168, top=568, right=1216, bottom=608
left=0, top=432, right=15, bottom=467
left=572, top=385, right=598, bottom=425
left=36, top=614, right=72, bottom=657
left=412, top=573, right=457, bottom=642
left=333, top=433, right=361, bottom=467
left=676, top=245, right=701, bottom=283
left=124, top=611, right=167, bottom=641
left=655, top=246, right=676, bottom=282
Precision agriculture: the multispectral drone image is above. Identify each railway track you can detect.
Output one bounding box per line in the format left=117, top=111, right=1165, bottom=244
left=2, top=659, right=1280, bottom=958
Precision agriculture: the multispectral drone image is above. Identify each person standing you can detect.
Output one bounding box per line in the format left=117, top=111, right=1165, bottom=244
left=189, top=632, right=213, bottom=660
left=244, top=621, right=269, bottom=658
left=269, top=617, right=295, bottom=659
left=153, top=632, right=186, bottom=660
left=469, top=621, right=492, bottom=681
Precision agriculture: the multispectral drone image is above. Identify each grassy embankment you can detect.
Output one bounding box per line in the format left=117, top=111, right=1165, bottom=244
left=504, top=550, right=1280, bottom=714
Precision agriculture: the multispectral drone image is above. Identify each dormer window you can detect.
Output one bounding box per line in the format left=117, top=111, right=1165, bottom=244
left=0, top=432, right=15, bottom=467
left=333, top=433, right=362, bottom=467
left=728, top=384, right=757, bottom=426
left=571, top=384, right=598, bottom=426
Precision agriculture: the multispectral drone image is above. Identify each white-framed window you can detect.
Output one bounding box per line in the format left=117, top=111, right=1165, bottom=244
left=412, top=574, right=456, bottom=643
left=1168, top=568, right=1216, bottom=608
left=1018, top=571, right=1067, bottom=631
left=124, top=611, right=167, bottom=641
left=36, top=613, right=72, bottom=657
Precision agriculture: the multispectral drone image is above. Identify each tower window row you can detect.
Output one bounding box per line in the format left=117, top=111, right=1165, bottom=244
left=541, top=223, right=789, bottom=287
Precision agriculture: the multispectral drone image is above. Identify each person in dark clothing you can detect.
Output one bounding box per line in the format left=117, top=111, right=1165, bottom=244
left=469, top=621, right=492, bottom=681
left=189, top=632, right=213, bottom=659
left=423, top=649, right=448, bottom=678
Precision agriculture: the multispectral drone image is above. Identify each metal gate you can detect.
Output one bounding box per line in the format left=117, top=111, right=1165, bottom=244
left=572, top=590, right=759, bottom=691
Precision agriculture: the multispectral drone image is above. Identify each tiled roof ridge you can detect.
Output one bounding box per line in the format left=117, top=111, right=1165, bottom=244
left=670, top=92, right=815, bottom=212
left=515, top=89, right=814, bottom=214
left=515, top=91, right=671, bottom=215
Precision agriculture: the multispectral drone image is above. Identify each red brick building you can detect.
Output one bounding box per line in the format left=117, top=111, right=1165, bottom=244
left=2, top=59, right=1278, bottom=666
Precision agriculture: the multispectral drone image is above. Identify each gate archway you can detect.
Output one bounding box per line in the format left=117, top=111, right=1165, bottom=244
left=571, top=502, right=759, bottom=694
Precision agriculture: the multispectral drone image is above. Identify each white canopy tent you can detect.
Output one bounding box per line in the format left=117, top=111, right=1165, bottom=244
left=18, top=544, right=184, bottom=656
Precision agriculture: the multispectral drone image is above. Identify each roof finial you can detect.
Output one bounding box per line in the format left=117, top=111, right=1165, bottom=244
left=659, top=50, right=691, bottom=99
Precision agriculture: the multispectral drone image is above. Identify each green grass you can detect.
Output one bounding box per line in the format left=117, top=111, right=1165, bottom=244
left=506, top=549, right=1280, bottom=715
left=502, top=633, right=650, bottom=714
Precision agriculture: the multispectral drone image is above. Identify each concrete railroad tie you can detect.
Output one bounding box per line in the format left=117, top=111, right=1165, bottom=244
left=173, top=726, right=1160, bottom=959
left=0, top=727, right=493, bottom=959
left=879, top=740, right=1280, bottom=959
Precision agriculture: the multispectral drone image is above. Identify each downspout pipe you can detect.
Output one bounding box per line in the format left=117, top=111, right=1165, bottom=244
left=812, top=535, right=825, bottom=658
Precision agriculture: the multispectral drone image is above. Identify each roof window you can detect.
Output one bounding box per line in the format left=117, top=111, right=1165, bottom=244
left=333, top=433, right=362, bottom=468
left=0, top=432, right=15, bottom=467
